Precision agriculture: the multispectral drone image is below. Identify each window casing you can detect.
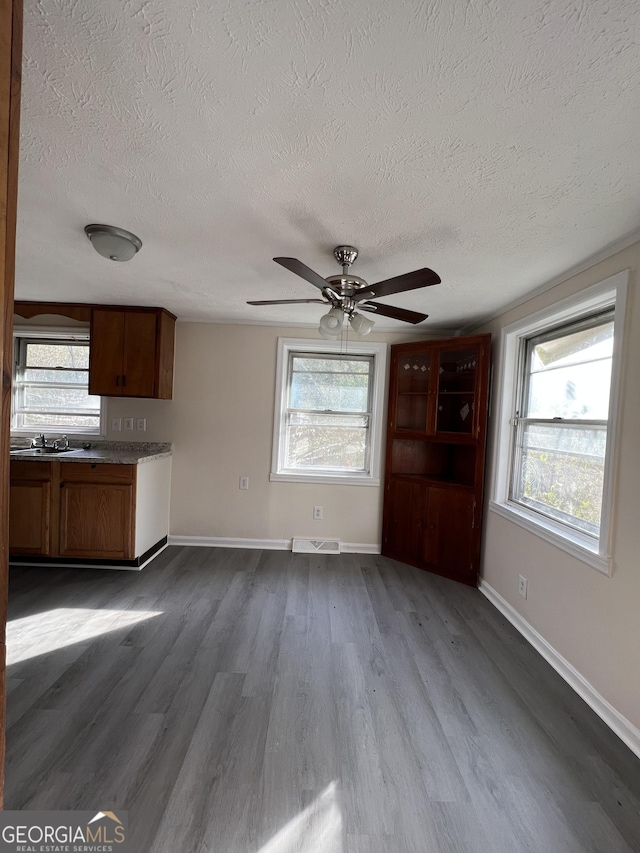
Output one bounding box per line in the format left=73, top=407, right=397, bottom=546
left=491, top=272, right=627, bottom=574
left=271, top=338, right=387, bottom=485
left=12, top=332, right=103, bottom=435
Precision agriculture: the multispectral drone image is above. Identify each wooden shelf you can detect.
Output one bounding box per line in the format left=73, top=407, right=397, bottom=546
left=391, top=473, right=475, bottom=492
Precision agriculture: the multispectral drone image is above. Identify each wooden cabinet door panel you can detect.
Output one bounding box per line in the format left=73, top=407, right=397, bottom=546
left=9, top=481, right=52, bottom=556
left=59, top=482, right=134, bottom=559
left=384, top=478, right=427, bottom=565
left=423, top=487, right=475, bottom=583
left=122, top=311, right=157, bottom=397
left=89, top=310, right=125, bottom=396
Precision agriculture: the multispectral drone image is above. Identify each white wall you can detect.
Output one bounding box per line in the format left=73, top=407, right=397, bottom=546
left=473, top=240, right=640, bottom=730
left=106, top=324, right=447, bottom=549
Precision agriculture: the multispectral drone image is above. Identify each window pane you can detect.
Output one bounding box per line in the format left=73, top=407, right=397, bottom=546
left=290, top=357, right=371, bottom=412
left=285, top=413, right=368, bottom=471
left=23, top=368, right=89, bottom=384
left=514, top=423, right=606, bottom=536
left=22, top=413, right=100, bottom=429
left=292, top=357, right=369, bottom=374
left=22, top=387, right=100, bottom=413
left=526, top=321, right=613, bottom=419
left=25, top=342, right=89, bottom=369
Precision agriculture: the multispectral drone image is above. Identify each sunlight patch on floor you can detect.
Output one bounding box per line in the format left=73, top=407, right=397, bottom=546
left=257, top=782, right=343, bottom=853
left=6, top=607, right=162, bottom=664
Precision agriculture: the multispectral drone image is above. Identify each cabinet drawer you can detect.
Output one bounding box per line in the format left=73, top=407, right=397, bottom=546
left=10, top=460, right=53, bottom=481
left=60, top=463, right=135, bottom=484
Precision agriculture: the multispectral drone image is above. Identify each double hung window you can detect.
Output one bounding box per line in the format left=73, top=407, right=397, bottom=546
left=492, top=272, right=627, bottom=572
left=12, top=335, right=102, bottom=434
left=271, top=338, right=387, bottom=485
left=510, top=311, right=613, bottom=539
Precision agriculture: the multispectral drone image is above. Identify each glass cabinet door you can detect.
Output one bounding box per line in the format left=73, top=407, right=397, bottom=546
left=435, top=346, right=479, bottom=434
left=394, top=351, right=432, bottom=431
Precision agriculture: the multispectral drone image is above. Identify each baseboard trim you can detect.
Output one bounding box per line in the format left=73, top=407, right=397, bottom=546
left=167, top=535, right=381, bottom=554
left=340, top=542, right=381, bottom=554
left=478, top=579, right=640, bottom=760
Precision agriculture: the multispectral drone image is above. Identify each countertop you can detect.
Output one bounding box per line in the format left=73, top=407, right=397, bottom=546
left=9, top=441, right=172, bottom=465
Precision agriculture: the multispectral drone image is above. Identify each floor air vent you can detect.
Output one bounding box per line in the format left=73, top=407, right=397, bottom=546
left=292, top=538, right=341, bottom=555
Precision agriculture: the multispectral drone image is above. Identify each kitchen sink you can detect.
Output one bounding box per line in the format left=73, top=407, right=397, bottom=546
left=10, top=447, right=77, bottom=456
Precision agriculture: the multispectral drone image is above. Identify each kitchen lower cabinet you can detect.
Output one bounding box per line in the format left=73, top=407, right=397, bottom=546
left=59, top=464, right=135, bottom=559
left=9, top=456, right=171, bottom=568
left=9, top=461, right=52, bottom=556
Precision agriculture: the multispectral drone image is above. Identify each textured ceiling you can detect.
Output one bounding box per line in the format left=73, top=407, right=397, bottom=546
left=15, top=0, right=640, bottom=330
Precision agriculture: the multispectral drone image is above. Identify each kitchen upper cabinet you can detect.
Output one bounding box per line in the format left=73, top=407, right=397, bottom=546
left=89, top=307, right=175, bottom=399
left=58, top=463, right=135, bottom=560
left=9, top=461, right=52, bottom=557
left=382, top=333, right=491, bottom=587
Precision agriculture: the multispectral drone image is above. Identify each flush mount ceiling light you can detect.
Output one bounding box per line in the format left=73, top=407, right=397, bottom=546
left=84, top=224, right=142, bottom=262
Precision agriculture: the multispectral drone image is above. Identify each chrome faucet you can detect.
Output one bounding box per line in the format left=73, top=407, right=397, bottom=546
left=53, top=435, right=69, bottom=451
left=30, top=433, right=47, bottom=448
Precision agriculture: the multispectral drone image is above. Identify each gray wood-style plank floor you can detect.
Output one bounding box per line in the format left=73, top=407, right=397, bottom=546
left=5, top=547, right=640, bottom=852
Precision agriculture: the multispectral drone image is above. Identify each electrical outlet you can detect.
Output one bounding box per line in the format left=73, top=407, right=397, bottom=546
left=239, top=476, right=249, bottom=490
left=136, top=418, right=147, bottom=431
left=313, top=506, right=323, bottom=520
left=518, top=575, right=528, bottom=599
left=111, top=418, right=122, bottom=432
left=124, top=417, right=134, bottom=431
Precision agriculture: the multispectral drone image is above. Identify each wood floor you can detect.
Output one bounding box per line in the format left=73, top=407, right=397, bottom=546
left=5, top=547, right=640, bottom=852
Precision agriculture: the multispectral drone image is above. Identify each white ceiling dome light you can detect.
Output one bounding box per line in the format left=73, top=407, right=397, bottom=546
left=84, top=224, right=142, bottom=262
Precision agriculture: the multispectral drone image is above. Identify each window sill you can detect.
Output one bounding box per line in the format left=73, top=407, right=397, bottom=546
left=270, top=471, right=380, bottom=487
left=489, top=500, right=611, bottom=575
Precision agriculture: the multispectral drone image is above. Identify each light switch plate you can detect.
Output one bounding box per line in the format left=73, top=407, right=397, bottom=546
left=111, top=418, right=122, bottom=432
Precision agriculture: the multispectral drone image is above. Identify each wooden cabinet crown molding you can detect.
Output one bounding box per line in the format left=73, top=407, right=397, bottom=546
left=14, top=301, right=177, bottom=323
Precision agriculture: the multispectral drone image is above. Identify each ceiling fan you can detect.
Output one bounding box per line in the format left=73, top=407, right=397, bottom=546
left=247, top=246, right=441, bottom=338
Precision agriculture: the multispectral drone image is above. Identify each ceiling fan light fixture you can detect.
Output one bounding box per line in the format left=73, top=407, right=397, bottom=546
left=85, top=224, right=142, bottom=262
left=318, top=306, right=344, bottom=338
left=349, top=311, right=375, bottom=337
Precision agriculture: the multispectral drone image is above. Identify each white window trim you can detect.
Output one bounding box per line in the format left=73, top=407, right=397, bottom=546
left=491, top=271, right=628, bottom=575
left=12, top=325, right=106, bottom=439
left=271, top=337, right=387, bottom=486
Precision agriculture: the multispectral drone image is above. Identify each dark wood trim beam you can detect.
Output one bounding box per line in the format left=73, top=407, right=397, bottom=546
left=0, top=0, right=24, bottom=807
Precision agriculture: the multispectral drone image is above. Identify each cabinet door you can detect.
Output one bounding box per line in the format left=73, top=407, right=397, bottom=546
left=391, top=349, right=435, bottom=433
left=423, top=488, right=476, bottom=583
left=89, top=309, right=125, bottom=396
left=9, top=480, right=52, bottom=556
left=434, top=343, right=483, bottom=436
left=59, top=482, right=134, bottom=559
left=383, top=478, right=427, bottom=565
left=122, top=311, right=158, bottom=397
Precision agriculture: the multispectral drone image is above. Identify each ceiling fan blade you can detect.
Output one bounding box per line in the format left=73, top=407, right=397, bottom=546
left=273, top=257, right=329, bottom=291
left=359, top=301, right=428, bottom=324
left=355, top=268, right=441, bottom=301
left=247, top=299, right=328, bottom=306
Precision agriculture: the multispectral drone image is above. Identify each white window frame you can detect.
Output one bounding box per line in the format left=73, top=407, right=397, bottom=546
left=490, top=271, right=628, bottom=575
left=271, top=337, right=387, bottom=486
left=11, top=326, right=106, bottom=438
